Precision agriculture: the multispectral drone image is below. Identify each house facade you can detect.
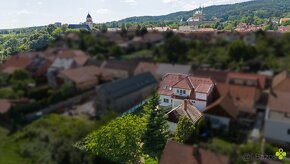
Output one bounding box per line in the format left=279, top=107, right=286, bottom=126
left=264, top=71, right=290, bottom=146
left=158, top=74, right=214, bottom=111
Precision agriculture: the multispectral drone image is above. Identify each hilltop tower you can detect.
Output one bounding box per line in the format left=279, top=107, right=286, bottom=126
left=86, top=13, right=93, bottom=30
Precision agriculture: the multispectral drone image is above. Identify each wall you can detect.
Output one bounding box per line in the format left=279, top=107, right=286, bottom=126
left=172, top=99, right=183, bottom=108
left=112, top=84, right=157, bottom=114
left=196, top=92, right=207, bottom=101
left=172, top=88, right=191, bottom=97
left=191, top=100, right=207, bottom=111
left=265, top=119, right=290, bottom=144
left=160, top=95, right=172, bottom=107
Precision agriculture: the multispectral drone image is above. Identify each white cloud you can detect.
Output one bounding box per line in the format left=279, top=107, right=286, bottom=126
left=95, top=8, right=111, bottom=15
left=183, top=3, right=200, bottom=10
left=123, top=0, right=138, bottom=5
left=17, top=10, right=30, bottom=15
left=161, top=0, right=180, bottom=3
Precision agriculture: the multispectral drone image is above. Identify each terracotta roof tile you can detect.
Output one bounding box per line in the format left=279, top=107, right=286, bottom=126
left=59, top=66, right=102, bottom=84
left=160, top=140, right=229, bottom=164
left=268, top=91, right=290, bottom=114
left=204, top=95, right=239, bottom=118
left=229, top=85, right=258, bottom=114
left=227, top=72, right=266, bottom=89
left=192, top=69, right=229, bottom=83
left=196, top=84, right=213, bottom=94
left=2, top=55, right=33, bottom=70
left=159, top=74, right=214, bottom=96
left=158, top=74, right=187, bottom=96
left=167, top=100, right=203, bottom=124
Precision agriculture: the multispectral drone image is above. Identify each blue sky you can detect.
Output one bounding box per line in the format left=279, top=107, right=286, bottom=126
left=0, top=0, right=250, bottom=29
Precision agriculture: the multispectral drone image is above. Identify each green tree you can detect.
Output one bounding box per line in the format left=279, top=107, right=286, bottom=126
left=174, top=117, right=196, bottom=144
left=0, top=114, right=100, bottom=164
left=100, top=24, right=108, bottom=33
left=75, top=114, right=146, bottom=163
left=47, top=24, right=57, bottom=34
left=142, top=95, right=169, bottom=157
left=52, top=27, right=62, bottom=38
left=163, top=35, right=188, bottom=63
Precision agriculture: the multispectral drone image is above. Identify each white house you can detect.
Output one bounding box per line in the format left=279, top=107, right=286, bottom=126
left=264, top=71, right=290, bottom=146
left=158, top=74, right=214, bottom=111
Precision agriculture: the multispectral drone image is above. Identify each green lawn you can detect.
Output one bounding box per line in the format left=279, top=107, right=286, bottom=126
left=0, top=127, right=8, bottom=139
left=0, top=127, right=28, bottom=164
left=201, top=137, right=235, bottom=155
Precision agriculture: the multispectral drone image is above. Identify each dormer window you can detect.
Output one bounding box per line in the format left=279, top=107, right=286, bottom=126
left=169, top=87, right=172, bottom=91
left=183, top=90, right=186, bottom=94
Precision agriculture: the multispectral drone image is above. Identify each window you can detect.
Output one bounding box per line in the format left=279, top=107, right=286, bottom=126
left=177, top=90, right=179, bottom=93
left=183, top=90, right=186, bottom=94
left=288, top=129, right=290, bottom=135
left=164, top=99, right=169, bottom=103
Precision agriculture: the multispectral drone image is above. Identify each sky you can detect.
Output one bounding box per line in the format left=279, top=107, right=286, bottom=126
left=0, top=0, right=251, bottom=29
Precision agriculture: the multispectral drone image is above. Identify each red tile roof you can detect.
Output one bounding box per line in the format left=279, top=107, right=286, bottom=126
left=160, top=140, right=229, bottom=164
left=268, top=91, right=290, bottom=114
left=204, top=95, right=239, bottom=119
left=158, top=74, right=187, bottom=96
left=227, top=72, right=266, bottom=89
left=59, top=66, right=102, bottom=84
left=1, top=55, right=33, bottom=70
left=0, top=100, right=12, bottom=114
left=167, top=100, right=203, bottom=124
left=158, top=74, right=214, bottom=96
left=192, top=69, right=229, bottom=83
left=229, top=85, right=259, bottom=114
left=1, top=67, right=21, bottom=74
left=272, top=71, right=290, bottom=92
left=196, top=84, right=213, bottom=94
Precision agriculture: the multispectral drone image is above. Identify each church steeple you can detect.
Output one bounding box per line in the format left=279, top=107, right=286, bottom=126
left=86, top=13, right=93, bottom=30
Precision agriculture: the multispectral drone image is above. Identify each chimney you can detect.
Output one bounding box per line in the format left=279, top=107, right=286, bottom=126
left=184, top=99, right=188, bottom=111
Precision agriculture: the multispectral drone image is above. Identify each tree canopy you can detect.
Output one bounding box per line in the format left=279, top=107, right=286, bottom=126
left=75, top=114, right=146, bottom=163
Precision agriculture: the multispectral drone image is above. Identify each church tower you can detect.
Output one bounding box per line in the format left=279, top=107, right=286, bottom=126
left=86, top=13, right=93, bottom=30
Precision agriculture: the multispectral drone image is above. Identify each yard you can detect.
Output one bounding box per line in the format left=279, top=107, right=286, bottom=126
left=0, top=127, right=28, bottom=164
left=200, top=137, right=235, bottom=155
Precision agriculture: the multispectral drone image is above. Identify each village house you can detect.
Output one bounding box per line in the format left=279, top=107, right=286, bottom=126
left=58, top=66, right=102, bottom=91
left=46, top=49, right=89, bottom=87
left=26, top=55, right=52, bottom=77
left=264, top=71, right=290, bottom=146
left=158, top=74, right=215, bottom=111
left=47, top=57, right=78, bottom=87
left=1, top=54, right=33, bottom=74
left=203, top=83, right=239, bottom=130
left=159, top=140, right=229, bottom=164
left=94, top=73, right=157, bottom=116
left=166, top=99, right=203, bottom=132
left=226, top=72, right=267, bottom=114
